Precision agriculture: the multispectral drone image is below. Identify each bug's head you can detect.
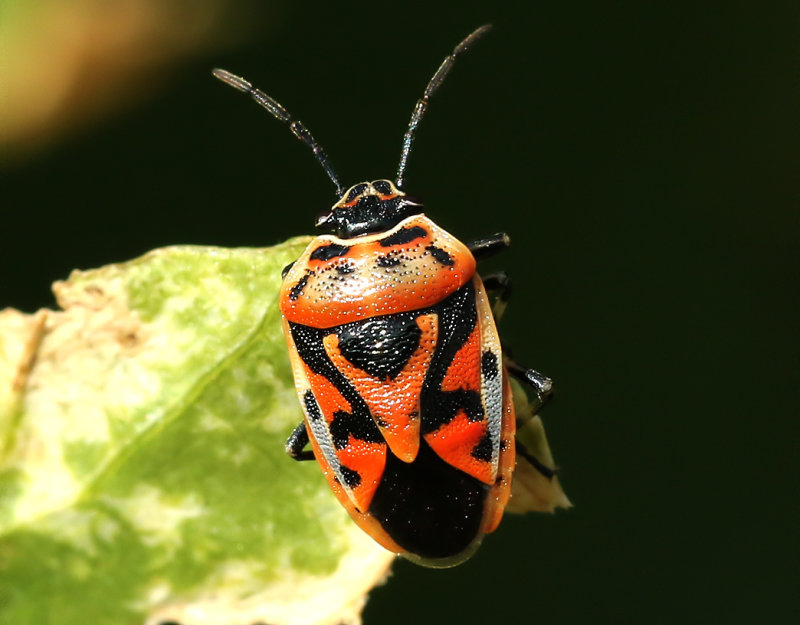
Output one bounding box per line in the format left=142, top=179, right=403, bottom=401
left=315, top=179, right=423, bottom=238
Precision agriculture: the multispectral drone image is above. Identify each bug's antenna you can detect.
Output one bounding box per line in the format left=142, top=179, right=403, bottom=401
left=395, top=24, right=492, bottom=189
left=212, top=68, right=345, bottom=197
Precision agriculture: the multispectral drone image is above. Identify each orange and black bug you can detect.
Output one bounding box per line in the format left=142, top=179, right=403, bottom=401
left=213, top=24, right=556, bottom=567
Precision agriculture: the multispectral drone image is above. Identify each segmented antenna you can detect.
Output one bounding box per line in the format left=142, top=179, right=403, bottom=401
left=395, top=24, right=492, bottom=189
left=212, top=68, right=345, bottom=197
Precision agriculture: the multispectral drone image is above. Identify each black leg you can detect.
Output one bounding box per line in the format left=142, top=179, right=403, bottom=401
left=482, top=271, right=553, bottom=410
left=481, top=271, right=511, bottom=298
left=481, top=271, right=512, bottom=320
left=481, top=271, right=512, bottom=319
left=516, top=439, right=557, bottom=479
left=468, top=232, right=511, bottom=260
left=285, top=421, right=315, bottom=461
left=505, top=358, right=554, bottom=413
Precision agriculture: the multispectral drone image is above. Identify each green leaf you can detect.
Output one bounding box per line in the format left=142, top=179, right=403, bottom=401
left=0, top=241, right=394, bottom=625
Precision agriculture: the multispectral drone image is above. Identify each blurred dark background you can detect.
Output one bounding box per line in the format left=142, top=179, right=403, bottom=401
left=2, top=1, right=797, bottom=623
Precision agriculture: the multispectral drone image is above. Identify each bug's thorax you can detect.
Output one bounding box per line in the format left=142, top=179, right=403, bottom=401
left=279, top=211, right=478, bottom=328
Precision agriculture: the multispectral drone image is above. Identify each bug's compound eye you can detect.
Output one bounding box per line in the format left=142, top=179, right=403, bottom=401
left=345, top=183, right=370, bottom=204
left=372, top=179, right=395, bottom=196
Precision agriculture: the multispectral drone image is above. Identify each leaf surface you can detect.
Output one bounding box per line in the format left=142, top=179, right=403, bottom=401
left=0, top=241, right=393, bottom=625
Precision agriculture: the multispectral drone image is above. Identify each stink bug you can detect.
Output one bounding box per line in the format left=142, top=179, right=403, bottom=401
left=213, top=24, right=558, bottom=567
